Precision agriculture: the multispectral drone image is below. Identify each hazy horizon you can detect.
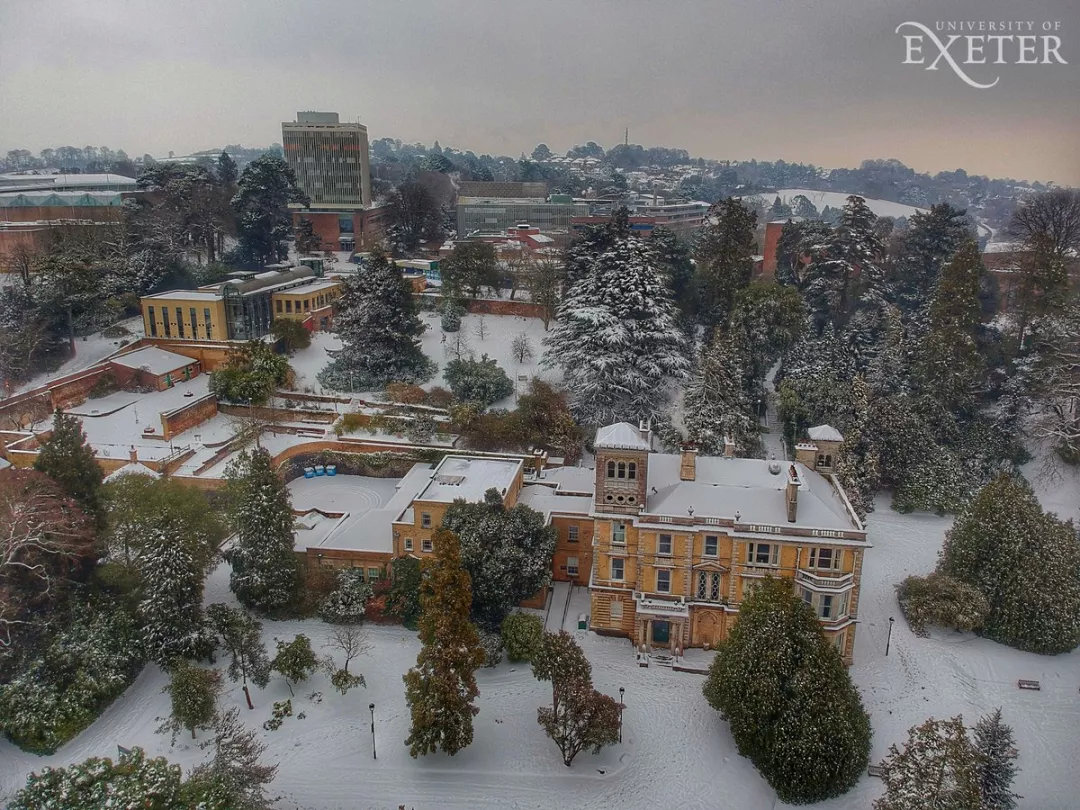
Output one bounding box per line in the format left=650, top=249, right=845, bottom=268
left=2, top=0, right=1078, bottom=186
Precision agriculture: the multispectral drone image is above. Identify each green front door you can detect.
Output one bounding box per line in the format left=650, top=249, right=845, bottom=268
left=651, top=620, right=670, bottom=645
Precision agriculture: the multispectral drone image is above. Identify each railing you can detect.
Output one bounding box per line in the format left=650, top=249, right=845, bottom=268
left=796, top=569, right=854, bottom=591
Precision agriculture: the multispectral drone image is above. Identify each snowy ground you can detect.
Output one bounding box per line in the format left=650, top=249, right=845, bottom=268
left=2, top=449, right=1078, bottom=808
left=290, top=312, right=562, bottom=410
left=769, top=189, right=925, bottom=220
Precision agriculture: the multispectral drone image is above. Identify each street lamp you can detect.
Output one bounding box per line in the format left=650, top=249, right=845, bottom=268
left=618, top=687, right=625, bottom=743
left=886, top=616, right=895, bottom=657
left=369, top=703, right=376, bottom=760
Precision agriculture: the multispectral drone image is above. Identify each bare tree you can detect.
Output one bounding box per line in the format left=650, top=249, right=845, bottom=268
left=473, top=315, right=488, bottom=342
left=1010, top=189, right=1080, bottom=258
left=326, top=624, right=371, bottom=675
left=0, top=469, right=95, bottom=652
left=511, top=333, right=534, bottom=364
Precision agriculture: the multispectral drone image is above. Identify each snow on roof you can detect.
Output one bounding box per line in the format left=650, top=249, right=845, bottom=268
left=595, top=422, right=650, bottom=451
left=517, top=485, right=595, bottom=522
left=983, top=241, right=1026, bottom=254
left=644, top=454, right=857, bottom=531
left=110, top=346, right=197, bottom=375
left=103, top=462, right=160, bottom=483
left=416, top=456, right=523, bottom=504
left=535, top=465, right=595, bottom=495
left=808, top=424, right=844, bottom=442
left=287, top=473, right=412, bottom=554
left=142, top=289, right=223, bottom=302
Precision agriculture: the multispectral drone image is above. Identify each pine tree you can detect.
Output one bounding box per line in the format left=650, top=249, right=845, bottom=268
left=683, top=330, right=757, bottom=455
left=875, top=716, right=982, bottom=810
left=206, top=604, right=271, bottom=710
left=544, top=235, right=689, bottom=424
left=294, top=217, right=321, bottom=255
left=702, top=577, right=870, bottom=803
left=914, top=239, right=985, bottom=414
left=231, top=155, right=308, bottom=266
left=159, top=662, right=222, bottom=743
left=139, top=528, right=211, bottom=666
left=835, top=375, right=881, bottom=518
left=34, top=410, right=103, bottom=520
left=973, top=708, right=1020, bottom=810
left=938, top=474, right=1080, bottom=653
left=226, top=449, right=300, bottom=614
left=403, top=528, right=485, bottom=757
left=693, top=197, right=757, bottom=328
left=441, top=490, right=557, bottom=630
left=892, top=203, right=969, bottom=319
left=184, top=707, right=278, bottom=810
left=320, top=249, right=433, bottom=391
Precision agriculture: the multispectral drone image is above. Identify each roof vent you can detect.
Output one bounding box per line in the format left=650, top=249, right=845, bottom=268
left=768, top=460, right=782, bottom=475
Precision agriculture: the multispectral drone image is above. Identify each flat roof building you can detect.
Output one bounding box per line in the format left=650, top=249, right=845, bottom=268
left=282, top=111, right=371, bottom=208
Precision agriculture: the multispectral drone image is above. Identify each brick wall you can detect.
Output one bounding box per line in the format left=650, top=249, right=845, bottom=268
left=161, top=394, right=218, bottom=440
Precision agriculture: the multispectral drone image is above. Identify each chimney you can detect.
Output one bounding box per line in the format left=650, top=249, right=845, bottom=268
left=679, top=445, right=697, bottom=481
left=128, top=445, right=138, bottom=464
left=638, top=418, right=652, bottom=448
left=785, top=464, right=800, bottom=523
left=723, top=435, right=736, bottom=458
left=533, top=448, right=546, bottom=479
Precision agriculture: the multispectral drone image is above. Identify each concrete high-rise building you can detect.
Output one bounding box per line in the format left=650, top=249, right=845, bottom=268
left=282, top=112, right=385, bottom=252
left=282, top=111, right=371, bottom=208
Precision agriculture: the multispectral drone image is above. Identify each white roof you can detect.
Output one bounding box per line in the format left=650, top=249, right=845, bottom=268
left=536, top=465, right=595, bottom=495
left=808, top=424, right=844, bottom=442
left=111, top=346, right=197, bottom=375
left=143, top=289, right=223, bottom=302
left=644, top=454, right=858, bottom=531
left=595, top=422, right=650, bottom=451
left=103, top=462, right=160, bottom=483
left=517, top=485, right=594, bottom=522
left=416, top=456, right=522, bottom=504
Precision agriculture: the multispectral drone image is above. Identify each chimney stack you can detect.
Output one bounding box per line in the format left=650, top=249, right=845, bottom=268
left=128, top=445, right=138, bottom=464
left=532, top=448, right=547, bottom=479
left=679, top=445, right=697, bottom=481
left=785, top=464, right=800, bottom=523
left=723, top=436, right=736, bottom=458
left=638, top=418, right=652, bottom=448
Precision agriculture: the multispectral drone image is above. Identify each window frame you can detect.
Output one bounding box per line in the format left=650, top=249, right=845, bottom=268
left=704, top=534, right=718, bottom=557
left=610, top=557, right=625, bottom=581
left=655, top=569, right=671, bottom=594
left=421, top=538, right=433, bottom=553
left=610, top=599, right=624, bottom=620
left=566, top=556, right=579, bottom=577
left=657, top=533, right=673, bottom=556
left=568, top=525, right=579, bottom=543
left=746, top=542, right=779, bottom=566
left=611, top=523, right=626, bottom=546
left=420, top=512, right=432, bottom=529
left=404, top=537, right=413, bottom=551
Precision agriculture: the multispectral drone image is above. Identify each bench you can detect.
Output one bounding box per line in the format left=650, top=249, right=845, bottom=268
left=1017, top=679, right=1041, bottom=691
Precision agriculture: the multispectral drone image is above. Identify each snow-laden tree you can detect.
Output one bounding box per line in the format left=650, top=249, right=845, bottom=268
left=185, top=707, right=279, bottom=810
left=231, top=154, right=308, bottom=266
left=875, top=716, right=982, bottom=810
left=445, top=354, right=513, bottom=406
left=318, top=568, right=373, bottom=624
left=973, top=708, right=1020, bottom=810
left=683, top=330, right=757, bottom=456
left=206, top=604, right=271, bottom=710
left=835, top=375, right=881, bottom=518
left=501, top=612, right=544, bottom=662
left=403, top=528, right=485, bottom=757
left=728, top=280, right=806, bottom=384
left=139, top=528, right=212, bottom=666
left=913, top=239, right=985, bottom=414
left=938, top=474, right=1080, bottom=654
left=441, top=489, right=557, bottom=630
left=7, top=747, right=186, bottom=810
left=34, top=409, right=103, bottom=521
left=693, top=197, right=757, bottom=328
left=544, top=236, right=689, bottom=425
left=159, top=661, right=222, bottom=743
left=271, top=635, right=318, bottom=697
left=319, top=249, right=434, bottom=391
left=1027, top=298, right=1080, bottom=463
left=703, top=577, right=870, bottom=804
left=896, top=572, right=989, bottom=636
left=226, top=449, right=300, bottom=614
left=891, top=203, right=970, bottom=320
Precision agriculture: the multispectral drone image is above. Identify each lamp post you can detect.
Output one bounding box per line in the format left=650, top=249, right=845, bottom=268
left=369, top=703, right=376, bottom=759
left=618, top=687, right=625, bottom=743
left=885, top=616, right=895, bottom=657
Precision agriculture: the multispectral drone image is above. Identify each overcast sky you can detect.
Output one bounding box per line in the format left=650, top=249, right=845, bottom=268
left=1, top=0, right=1077, bottom=184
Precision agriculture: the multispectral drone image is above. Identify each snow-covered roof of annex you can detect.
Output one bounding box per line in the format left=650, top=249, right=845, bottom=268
left=595, top=422, right=651, bottom=451
left=110, top=346, right=198, bottom=375
left=644, top=454, right=860, bottom=532
left=103, top=462, right=160, bottom=483
left=517, top=485, right=594, bottom=523
left=807, top=424, right=844, bottom=442
left=414, top=455, right=523, bottom=504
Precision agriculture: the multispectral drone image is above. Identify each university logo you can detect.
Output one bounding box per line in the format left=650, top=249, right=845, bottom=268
left=896, top=20, right=1068, bottom=88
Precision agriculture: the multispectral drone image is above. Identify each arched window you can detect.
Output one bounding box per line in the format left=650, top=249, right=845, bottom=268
left=617, top=462, right=626, bottom=479
left=606, top=460, right=616, bottom=478
left=627, top=462, right=637, bottom=480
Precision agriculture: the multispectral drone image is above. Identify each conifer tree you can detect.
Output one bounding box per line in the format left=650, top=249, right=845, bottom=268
left=683, top=330, right=757, bottom=455
left=973, top=708, right=1020, bottom=810
left=403, top=528, right=485, bottom=757
left=693, top=197, right=757, bottom=328
left=226, top=449, right=300, bottom=614
left=34, top=410, right=103, bottom=520
left=139, top=528, right=211, bottom=666
left=231, top=154, right=308, bottom=266
left=914, top=239, right=985, bottom=414
left=160, top=662, right=222, bottom=743
left=319, top=249, right=433, bottom=391
left=544, top=235, right=689, bottom=424
left=875, top=716, right=982, bottom=810
left=892, top=203, right=969, bottom=319
left=938, top=474, right=1080, bottom=653
left=703, top=577, right=870, bottom=803
left=835, top=375, right=880, bottom=518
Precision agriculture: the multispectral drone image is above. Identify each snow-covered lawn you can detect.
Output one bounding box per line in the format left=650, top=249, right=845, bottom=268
left=2, top=452, right=1078, bottom=809
left=290, top=312, right=562, bottom=409
left=770, top=189, right=925, bottom=221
